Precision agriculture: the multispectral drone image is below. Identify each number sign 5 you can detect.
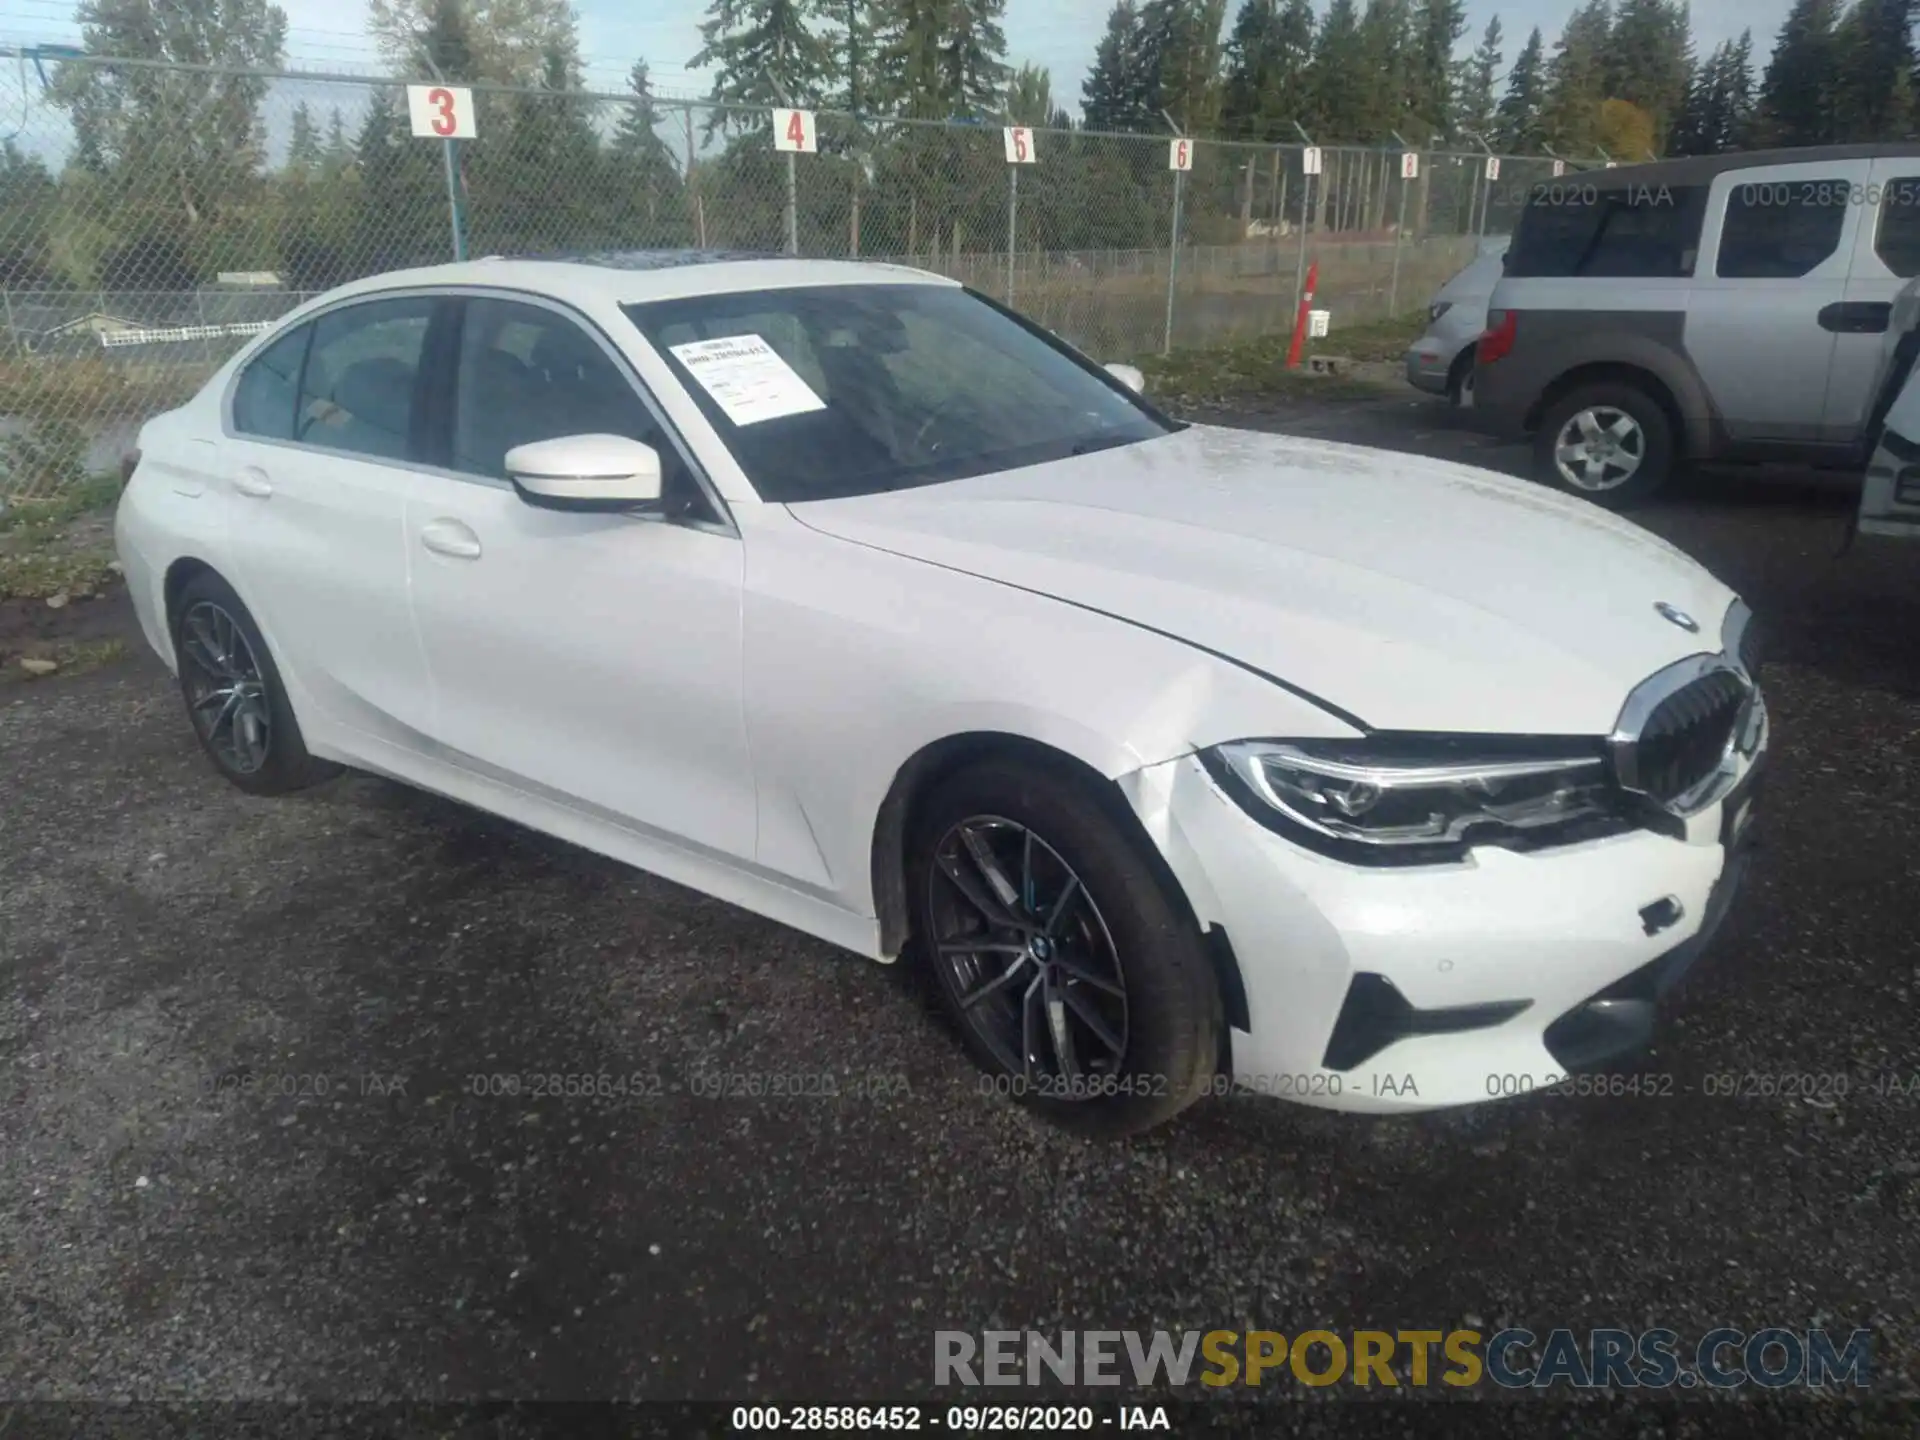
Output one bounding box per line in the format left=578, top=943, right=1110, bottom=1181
left=406, top=84, right=476, bottom=139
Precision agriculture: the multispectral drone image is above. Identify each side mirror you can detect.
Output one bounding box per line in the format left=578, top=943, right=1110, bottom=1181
left=1104, top=362, right=1146, bottom=395
left=505, top=433, right=663, bottom=512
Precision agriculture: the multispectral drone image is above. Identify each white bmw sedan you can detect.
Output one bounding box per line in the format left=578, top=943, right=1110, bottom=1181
left=115, top=252, right=1767, bottom=1135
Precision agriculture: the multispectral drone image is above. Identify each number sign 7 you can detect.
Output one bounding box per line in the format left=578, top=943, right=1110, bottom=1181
left=407, top=84, right=476, bottom=139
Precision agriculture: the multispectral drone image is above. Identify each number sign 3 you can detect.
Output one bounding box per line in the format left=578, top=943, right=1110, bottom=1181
left=406, top=84, right=476, bottom=139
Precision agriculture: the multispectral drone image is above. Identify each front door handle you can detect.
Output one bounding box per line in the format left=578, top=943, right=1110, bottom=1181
left=1818, top=301, right=1893, bottom=334
left=233, top=466, right=273, bottom=498
left=420, top=519, right=482, bottom=560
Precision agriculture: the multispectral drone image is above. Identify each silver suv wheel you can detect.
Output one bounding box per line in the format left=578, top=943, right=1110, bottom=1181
left=1552, top=406, right=1646, bottom=491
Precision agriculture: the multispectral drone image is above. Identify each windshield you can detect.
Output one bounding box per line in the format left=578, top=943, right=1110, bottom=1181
left=624, top=283, right=1177, bottom=502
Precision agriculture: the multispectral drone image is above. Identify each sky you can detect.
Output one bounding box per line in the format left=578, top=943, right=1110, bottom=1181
left=0, top=0, right=1796, bottom=111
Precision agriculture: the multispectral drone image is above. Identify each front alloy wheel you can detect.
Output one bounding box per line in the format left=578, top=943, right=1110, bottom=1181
left=908, top=757, right=1222, bottom=1137
left=928, top=816, right=1130, bottom=1086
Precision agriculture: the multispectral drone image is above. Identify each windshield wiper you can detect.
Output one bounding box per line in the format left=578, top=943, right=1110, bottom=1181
left=1069, top=435, right=1133, bottom=458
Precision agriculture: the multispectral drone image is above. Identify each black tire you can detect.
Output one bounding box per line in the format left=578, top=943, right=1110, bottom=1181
left=907, top=757, right=1221, bottom=1138
left=170, top=570, right=339, bottom=796
left=1446, top=346, right=1477, bottom=408
left=1532, top=381, right=1676, bottom=508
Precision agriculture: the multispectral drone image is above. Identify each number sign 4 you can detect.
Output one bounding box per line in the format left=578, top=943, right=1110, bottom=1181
left=773, top=109, right=818, bottom=153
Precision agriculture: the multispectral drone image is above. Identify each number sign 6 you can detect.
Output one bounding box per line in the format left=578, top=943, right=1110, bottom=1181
left=407, top=84, right=476, bottom=139
left=1169, top=138, right=1192, bottom=171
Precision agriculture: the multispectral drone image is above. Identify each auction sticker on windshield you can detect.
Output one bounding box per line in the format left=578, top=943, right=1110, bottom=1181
left=667, top=334, right=827, bottom=426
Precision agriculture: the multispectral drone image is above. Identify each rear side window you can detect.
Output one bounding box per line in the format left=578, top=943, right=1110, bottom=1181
left=231, top=325, right=310, bottom=439
left=293, top=297, right=435, bottom=461
left=1717, top=179, right=1849, bottom=278
left=1505, top=187, right=1702, bottom=278
left=1877, top=176, right=1920, bottom=277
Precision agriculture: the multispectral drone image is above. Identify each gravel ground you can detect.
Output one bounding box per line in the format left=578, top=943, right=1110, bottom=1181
left=3, top=394, right=1919, bottom=1429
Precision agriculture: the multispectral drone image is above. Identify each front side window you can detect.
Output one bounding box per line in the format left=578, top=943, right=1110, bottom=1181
left=231, top=324, right=310, bottom=440
left=449, top=297, right=711, bottom=520
left=624, top=283, right=1176, bottom=503
left=294, top=296, right=435, bottom=461
left=1716, top=178, right=1850, bottom=279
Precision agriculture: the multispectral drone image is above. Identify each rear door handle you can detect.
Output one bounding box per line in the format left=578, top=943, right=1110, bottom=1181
left=420, top=519, right=482, bottom=560
left=1818, top=301, right=1892, bottom=334
left=233, top=466, right=273, bottom=498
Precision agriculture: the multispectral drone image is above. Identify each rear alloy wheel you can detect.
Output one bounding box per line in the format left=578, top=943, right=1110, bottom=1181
left=172, top=571, right=338, bottom=795
left=909, top=758, right=1221, bottom=1137
left=1533, top=382, right=1675, bottom=507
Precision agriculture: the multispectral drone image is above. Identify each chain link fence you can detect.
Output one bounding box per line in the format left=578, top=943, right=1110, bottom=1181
left=0, top=53, right=1603, bottom=506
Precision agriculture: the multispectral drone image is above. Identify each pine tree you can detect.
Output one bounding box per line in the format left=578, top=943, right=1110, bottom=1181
left=287, top=101, right=322, bottom=176
left=1404, top=0, right=1467, bottom=144
left=1607, top=0, right=1690, bottom=148
left=1495, top=25, right=1547, bottom=149
left=1006, top=62, right=1054, bottom=125
left=610, top=59, right=688, bottom=239
left=1455, top=16, right=1502, bottom=140
left=1083, top=2, right=1157, bottom=131
left=1307, top=0, right=1369, bottom=139
left=1755, top=0, right=1842, bottom=146
left=1139, top=0, right=1229, bottom=135
left=1835, top=0, right=1915, bottom=141
left=1221, top=0, right=1313, bottom=139
left=352, top=87, right=443, bottom=272
left=870, top=0, right=1005, bottom=118
left=1671, top=32, right=1758, bottom=155
left=691, top=0, right=838, bottom=129
left=1540, top=0, right=1613, bottom=153
left=1355, top=0, right=1411, bottom=142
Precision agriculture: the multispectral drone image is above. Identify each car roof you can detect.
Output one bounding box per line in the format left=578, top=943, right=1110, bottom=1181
left=318, top=252, right=959, bottom=309
left=1579, top=140, right=1920, bottom=191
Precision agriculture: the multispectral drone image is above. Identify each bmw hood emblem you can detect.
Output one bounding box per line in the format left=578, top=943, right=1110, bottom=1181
left=1654, top=602, right=1699, bottom=633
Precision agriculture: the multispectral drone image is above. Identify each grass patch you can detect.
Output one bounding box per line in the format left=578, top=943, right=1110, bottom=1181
left=1140, top=334, right=1396, bottom=408
left=0, top=544, right=117, bottom=601
left=0, top=471, right=122, bottom=534
left=1312, top=312, right=1428, bottom=363
left=11, top=637, right=130, bottom=681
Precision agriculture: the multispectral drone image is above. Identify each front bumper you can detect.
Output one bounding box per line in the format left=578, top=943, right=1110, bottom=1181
left=1121, top=748, right=1760, bottom=1114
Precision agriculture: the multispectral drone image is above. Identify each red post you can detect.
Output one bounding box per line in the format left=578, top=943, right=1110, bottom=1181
left=1285, top=260, right=1319, bottom=369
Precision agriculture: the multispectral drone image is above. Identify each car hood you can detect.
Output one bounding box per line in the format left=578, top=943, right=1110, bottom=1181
left=787, top=425, right=1736, bottom=735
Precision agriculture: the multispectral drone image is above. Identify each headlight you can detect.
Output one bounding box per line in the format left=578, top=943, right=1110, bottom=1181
left=1202, top=739, right=1626, bottom=865
left=1429, top=301, right=1453, bottom=323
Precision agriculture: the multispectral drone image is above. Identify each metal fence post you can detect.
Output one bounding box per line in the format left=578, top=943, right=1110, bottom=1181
left=1291, top=124, right=1314, bottom=330
left=1006, top=165, right=1018, bottom=306
left=1163, top=162, right=1184, bottom=355
left=442, top=137, right=468, bottom=261
left=785, top=151, right=799, bottom=255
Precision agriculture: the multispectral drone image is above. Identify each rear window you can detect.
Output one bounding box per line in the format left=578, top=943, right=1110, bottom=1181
left=1505, top=185, right=1703, bottom=278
